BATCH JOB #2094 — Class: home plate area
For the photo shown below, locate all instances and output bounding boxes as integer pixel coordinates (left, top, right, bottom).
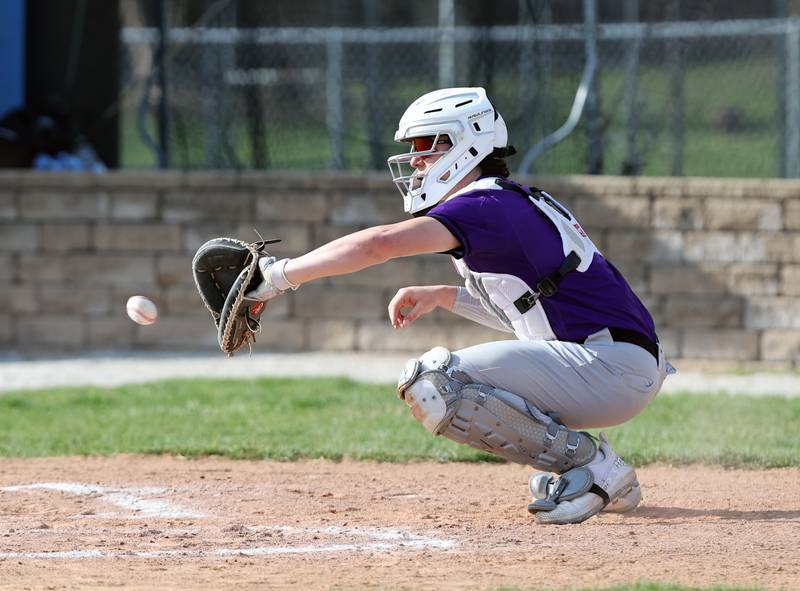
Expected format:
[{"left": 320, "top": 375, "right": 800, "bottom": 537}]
[{"left": 1, "top": 455, "right": 799, "bottom": 591}]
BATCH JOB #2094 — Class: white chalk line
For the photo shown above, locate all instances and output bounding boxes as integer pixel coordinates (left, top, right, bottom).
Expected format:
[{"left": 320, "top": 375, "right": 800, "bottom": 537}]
[
  {"left": 0, "top": 527, "right": 455, "bottom": 560},
  {"left": 0, "top": 484, "right": 457, "bottom": 559},
  {"left": 1, "top": 482, "right": 205, "bottom": 518}
]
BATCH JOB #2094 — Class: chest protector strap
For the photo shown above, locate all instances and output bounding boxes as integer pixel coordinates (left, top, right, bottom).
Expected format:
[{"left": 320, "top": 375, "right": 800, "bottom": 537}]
[{"left": 495, "top": 179, "right": 594, "bottom": 315}]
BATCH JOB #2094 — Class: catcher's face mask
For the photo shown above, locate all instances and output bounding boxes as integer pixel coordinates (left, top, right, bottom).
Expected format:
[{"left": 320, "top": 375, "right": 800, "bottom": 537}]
[{"left": 387, "top": 87, "right": 510, "bottom": 216}]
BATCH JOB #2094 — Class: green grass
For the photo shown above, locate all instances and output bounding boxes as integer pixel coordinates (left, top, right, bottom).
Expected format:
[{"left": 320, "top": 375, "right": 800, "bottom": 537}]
[{"left": 0, "top": 377, "right": 797, "bottom": 467}]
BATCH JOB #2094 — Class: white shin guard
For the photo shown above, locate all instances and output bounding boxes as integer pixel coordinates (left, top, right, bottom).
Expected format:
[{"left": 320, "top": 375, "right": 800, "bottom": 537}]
[{"left": 397, "top": 347, "right": 597, "bottom": 473}]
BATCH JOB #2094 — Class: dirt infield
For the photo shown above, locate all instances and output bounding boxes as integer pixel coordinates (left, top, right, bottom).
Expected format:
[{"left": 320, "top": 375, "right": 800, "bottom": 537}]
[{"left": 1, "top": 456, "right": 798, "bottom": 591}]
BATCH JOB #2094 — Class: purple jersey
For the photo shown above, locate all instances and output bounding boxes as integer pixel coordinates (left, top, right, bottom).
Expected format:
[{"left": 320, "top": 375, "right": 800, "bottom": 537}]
[{"left": 428, "top": 179, "right": 657, "bottom": 343}]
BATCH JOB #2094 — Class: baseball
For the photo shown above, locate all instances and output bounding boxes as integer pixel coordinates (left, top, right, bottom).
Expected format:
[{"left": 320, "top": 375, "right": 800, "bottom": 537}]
[{"left": 126, "top": 295, "right": 158, "bottom": 325}]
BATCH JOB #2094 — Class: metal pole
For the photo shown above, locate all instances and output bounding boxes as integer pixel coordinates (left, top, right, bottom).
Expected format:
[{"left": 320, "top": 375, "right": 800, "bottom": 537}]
[
  {"left": 786, "top": 18, "right": 800, "bottom": 178},
  {"left": 157, "top": 0, "right": 170, "bottom": 169},
  {"left": 326, "top": 34, "right": 345, "bottom": 170},
  {"left": 583, "top": 0, "right": 602, "bottom": 174},
  {"left": 438, "top": 0, "right": 455, "bottom": 87},
  {"left": 365, "top": 0, "right": 384, "bottom": 170},
  {"left": 622, "top": 0, "right": 641, "bottom": 175},
  {"left": 668, "top": 0, "right": 685, "bottom": 177}
]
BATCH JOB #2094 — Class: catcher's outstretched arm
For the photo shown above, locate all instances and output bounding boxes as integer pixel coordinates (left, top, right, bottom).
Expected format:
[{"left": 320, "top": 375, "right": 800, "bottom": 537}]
[{"left": 283, "top": 216, "right": 459, "bottom": 286}]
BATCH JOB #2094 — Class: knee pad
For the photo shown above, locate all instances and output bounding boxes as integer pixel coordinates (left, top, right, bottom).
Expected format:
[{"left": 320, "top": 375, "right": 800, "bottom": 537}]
[{"left": 397, "top": 347, "right": 597, "bottom": 472}]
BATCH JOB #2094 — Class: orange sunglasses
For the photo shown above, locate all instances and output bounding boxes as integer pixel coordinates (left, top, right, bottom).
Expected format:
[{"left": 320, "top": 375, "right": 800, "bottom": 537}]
[{"left": 410, "top": 135, "right": 452, "bottom": 152}]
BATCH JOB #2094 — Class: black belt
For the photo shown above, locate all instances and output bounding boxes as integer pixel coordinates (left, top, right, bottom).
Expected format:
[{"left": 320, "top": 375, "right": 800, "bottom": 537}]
[{"left": 580, "top": 328, "right": 659, "bottom": 362}]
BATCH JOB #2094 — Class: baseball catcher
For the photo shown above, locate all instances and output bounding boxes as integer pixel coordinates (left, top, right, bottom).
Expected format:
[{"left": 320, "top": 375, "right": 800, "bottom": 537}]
[{"left": 195, "top": 87, "right": 674, "bottom": 524}]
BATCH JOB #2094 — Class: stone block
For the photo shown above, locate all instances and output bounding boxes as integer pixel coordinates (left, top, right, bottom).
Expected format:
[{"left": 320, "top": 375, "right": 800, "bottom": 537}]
[
  {"left": 20, "top": 190, "right": 109, "bottom": 220},
  {"left": 781, "top": 264, "right": 800, "bottom": 296},
  {"left": 18, "top": 254, "right": 69, "bottom": 282},
  {"left": 0, "top": 191, "right": 15, "bottom": 220},
  {"left": 0, "top": 287, "right": 37, "bottom": 314},
  {"left": 182, "top": 171, "right": 240, "bottom": 188},
  {"left": 703, "top": 198, "right": 782, "bottom": 231},
  {"left": 663, "top": 295, "right": 744, "bottom": 328},
  {"left": 88, "top": 316, "right": 136, "bottom": 347},
  {"left": 655, "top": 327, "right": 681, "bottom": 359},
  {"left": 0, "top": 254, "right": 13, "bottom": 281},
  {"left": 134, "top": 316, "right": 220, "bottom": 348},
  {"left": 764, "top": 233, "right": 800, "bottom": 263},
  {"left": 417, "top": 256, "right": 461, "bottom": 285},
  {"left": 786, "top": 199, "right": 800, "bottom": 231},
  {"left": 312, "top": 223, "right": 366, "bottom": 247},
  {"left": 683, "top": 232, "right": 766, "bottom": 263},
  {"left": 248, "top": 319, "right": 307, "bottom": 351},
  {"left": 19, "top": 255, "right": 156, "bottom": 286},
  {"left": 681, "top": 329, "right": 758, "bottom": 361},
  {"left": 292, "top": 287, "right": 386, "bottom": 320},
  {"left": 723, "top": 263, "right": 780, "bottom": 296},
  {"left": 572, "top": 195, "right": 650, "bottom": 229},
  {"left": 16, "top": 315, "right": 85, "bottom": 347},
  {"left": 182, "top": 222, "right": 311, "bottom": 256},
  {"left": 356, "top": 318, "right": 511, "bottom": 352},
  {"left": 0, "top": 224, "right": 39, "bottom": 251},
  {"left": 163, "top": 190, "right": 252, "bottom": 223},
  {"left": 605, "top": 231, "right": 683, "bottom": 264},
  {"left": 110, "top": 191, "right": 159, "bottom": 220},
  {"left": 234, "top": 222, "right": 312, "bottom": 256},
  {"left": 38, "top": 286, "right": 111, "bottom": 315},
  {"left": 331, "top": 259, "right": 419, "bottom": 289},
  {"left": 168, "top": 286, "right": 286, "bottom": 320},
  {"left": 761, "top": 330, "right": 800, "bottom": 362},
  {"left": 683, "top": 177, "right": 747, "bottom": 199},
  {"left": 653, "top": 198, "right": 703, "bottom": 230},
  {"left": 307, "top": 319, "right": 357, "bottom": 350},
  {"left": 98, "top": 170, "right": 185, "bottom": 189},
  {"left": 255, "top": 192, "right": 330, "bottom": 223},
  {"left": 182, "top": 222, "right": 245, "bottom": 252},
  {"left": 745, "top": 297, "right": 800, "bottom": 329},
  {"left": 41, "top": 224, "right": 91, "bottom": 252},
  {"left": 330, "top": 193, "right": 400, "bottom": 225},
  {"left": 650, "top": 264, "right": 728, "bottom": 296},
  {"left": 157, "top": 254, "right": 194, "bottom": 287},
  {"left": 94, "top": 224, "right": 182, "bottom": 252},
  {"left": 0, "top": 315, "right": 12, "bottom": 344}
]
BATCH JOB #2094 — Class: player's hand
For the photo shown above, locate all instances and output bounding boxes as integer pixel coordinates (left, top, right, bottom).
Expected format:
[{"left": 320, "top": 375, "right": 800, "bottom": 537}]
[{"left": 388, "top": 286, "right": 454, "bottom": 329}]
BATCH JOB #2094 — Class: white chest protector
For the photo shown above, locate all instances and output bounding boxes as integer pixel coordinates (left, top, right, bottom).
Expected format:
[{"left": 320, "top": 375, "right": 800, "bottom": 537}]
[{"left": 451, "top": 178, "right": 600, "bottom": 341}]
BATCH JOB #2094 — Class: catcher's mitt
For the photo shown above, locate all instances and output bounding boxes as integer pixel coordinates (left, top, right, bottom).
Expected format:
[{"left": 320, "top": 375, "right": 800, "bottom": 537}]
[{"left": 192, "top": 237, "right": 280, "bottom": 356}]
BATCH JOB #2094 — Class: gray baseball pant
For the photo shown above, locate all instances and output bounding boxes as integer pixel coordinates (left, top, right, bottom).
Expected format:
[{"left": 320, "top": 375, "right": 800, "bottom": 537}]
[{"left": 450, "top": 328, "right": 670, "bottom": 430}]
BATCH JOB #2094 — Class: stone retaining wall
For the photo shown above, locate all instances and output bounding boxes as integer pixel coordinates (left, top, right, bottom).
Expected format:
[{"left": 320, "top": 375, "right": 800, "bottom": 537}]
[{"left": 1, "top": 171, "right": 798, "bottom": 366}]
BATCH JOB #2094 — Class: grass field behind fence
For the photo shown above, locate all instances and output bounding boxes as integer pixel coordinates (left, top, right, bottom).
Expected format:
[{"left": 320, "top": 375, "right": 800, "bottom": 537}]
[{"left": 1, "top": 377, "right": 798, "bottom": 467}]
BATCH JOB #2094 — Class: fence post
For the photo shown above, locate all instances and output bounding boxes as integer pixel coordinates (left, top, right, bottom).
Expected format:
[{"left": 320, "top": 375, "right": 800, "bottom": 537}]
[
  {"left": 157, "top": 0, "right": 170, "bottom": 169},
  {"left": 365, "top": 0, "right": 384, "bottom": 170},
  {"left": 622, "top": 0, "right": 641, "bottom": 175},
  {"left": 668, "top": 0, "right": 685, "bottom": 177},
  {"left": 327, "top": 33, "right": 345, "bottom": 170},
  {"left": 584, "top": 0, "right": 602, "bottom": 174},
  {"left": 786, "top": 18, "right": 800, "bottom": 178},
  {"left": 438, "top": 0, "right": 456, "bottom": 88}
]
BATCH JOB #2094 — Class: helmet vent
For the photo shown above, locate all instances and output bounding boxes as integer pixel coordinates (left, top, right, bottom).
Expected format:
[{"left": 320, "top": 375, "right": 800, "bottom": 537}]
[
  {"left": 455, "top": 99, "right": 473, "bottom": 108},
  {"left": 421, "top": 193, "right": 426, "bottom": 201},
  {"left": 473, "top": 122, "right": 481, "bottom": 132},
  {"left": 424, "top": 108, "right": 443, "bottom": 114},
  {"left": 468, "top": 147, "right": 479, "bottom": 156}
]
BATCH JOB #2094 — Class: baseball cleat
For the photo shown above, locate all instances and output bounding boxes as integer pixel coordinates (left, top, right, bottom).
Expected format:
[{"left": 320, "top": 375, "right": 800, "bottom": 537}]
[{"left": 533, "top": 432, "right": 638, "bottom": 524}]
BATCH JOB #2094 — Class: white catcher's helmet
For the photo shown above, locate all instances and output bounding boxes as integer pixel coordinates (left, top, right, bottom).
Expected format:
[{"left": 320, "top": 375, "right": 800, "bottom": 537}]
[{"left": 387, "top": 87, "right": 512, "bottom": 215}]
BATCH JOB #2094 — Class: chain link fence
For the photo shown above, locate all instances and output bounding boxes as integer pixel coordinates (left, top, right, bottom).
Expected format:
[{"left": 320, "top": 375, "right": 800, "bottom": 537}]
[{"left": 119, "top": 0, "right": 800, "bottom": 178}]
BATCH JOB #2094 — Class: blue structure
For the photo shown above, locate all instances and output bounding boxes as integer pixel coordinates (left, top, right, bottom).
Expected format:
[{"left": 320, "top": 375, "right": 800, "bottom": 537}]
[{"left": 0, "top": 0, "right": 25, "bottom": 118}]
